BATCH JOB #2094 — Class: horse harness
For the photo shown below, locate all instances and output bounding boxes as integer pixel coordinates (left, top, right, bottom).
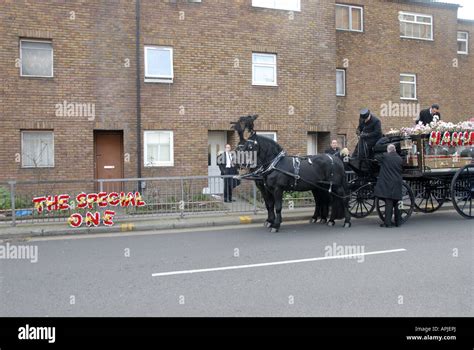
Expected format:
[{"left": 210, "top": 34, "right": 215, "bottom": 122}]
[{"left": 239, "top": 150, "right": 337, "bottom": 194}]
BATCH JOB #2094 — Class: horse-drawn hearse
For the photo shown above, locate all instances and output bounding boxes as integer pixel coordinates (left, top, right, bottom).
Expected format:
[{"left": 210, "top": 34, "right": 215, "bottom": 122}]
[
  {"left": 231, "top": 115, "right": 474, "bottom": 232},
  {"left": 347, "top": 124, "right": 474, "bottom": 224}
]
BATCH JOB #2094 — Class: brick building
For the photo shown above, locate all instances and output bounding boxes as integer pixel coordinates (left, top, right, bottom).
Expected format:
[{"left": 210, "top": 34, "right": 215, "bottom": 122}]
[{"left": 0, "top": 0, "right": 472, "bottom": 190}]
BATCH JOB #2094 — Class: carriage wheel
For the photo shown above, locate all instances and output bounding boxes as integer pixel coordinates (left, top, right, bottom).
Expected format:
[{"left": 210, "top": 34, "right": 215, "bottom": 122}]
[
  {"left": 450, "top": 164, "right": 474, "bottom": 219},
  {"left": 348, "top": 182, "right": 375, "bottom": 218},
  {"left": 411, "top": 179, "right": 446, "bottom": 213},
  {"left": 376, "top": 182, "right": 415, "bottom": 225}
]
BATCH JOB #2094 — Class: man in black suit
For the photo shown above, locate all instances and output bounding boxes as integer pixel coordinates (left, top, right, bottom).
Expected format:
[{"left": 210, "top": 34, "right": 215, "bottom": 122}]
[
  {"left": 416, "top": 104, "right": 441, "bottom": 125},
  {"left": 217, "top": 144, "right": 239, "bottom": 202},
  {"left": 325, "top": 140, "right": 340, "bottom": 156},
  {"left": 374, "top": 144, "right": 403, "bottom": 228},
  {"left": 352, "top": 108, "right": 383, "bottom": 159}
]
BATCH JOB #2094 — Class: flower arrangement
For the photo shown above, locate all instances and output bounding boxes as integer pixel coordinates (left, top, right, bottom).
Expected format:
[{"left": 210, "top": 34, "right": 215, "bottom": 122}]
[
  {"left": 386, "top": 120, "right": 474, "bottom": 137},
  {"left": 385, "top": 119, "right": 474, "bottom": 147}
]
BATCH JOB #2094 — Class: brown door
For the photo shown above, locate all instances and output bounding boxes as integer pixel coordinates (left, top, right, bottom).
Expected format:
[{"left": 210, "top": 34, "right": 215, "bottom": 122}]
[{"left": 94, "top": 131, "right": 124, "bottom": 192}]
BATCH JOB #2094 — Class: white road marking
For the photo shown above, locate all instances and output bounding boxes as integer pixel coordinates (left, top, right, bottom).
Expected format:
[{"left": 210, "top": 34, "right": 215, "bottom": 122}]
[{"left": 152, "top": 248, "right": 407, "bottom": 277}]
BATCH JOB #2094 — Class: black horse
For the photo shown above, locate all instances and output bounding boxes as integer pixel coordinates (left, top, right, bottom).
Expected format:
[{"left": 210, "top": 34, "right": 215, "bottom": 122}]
[{"left": 232, "top": 116, "right": 351, "bottom": 232}]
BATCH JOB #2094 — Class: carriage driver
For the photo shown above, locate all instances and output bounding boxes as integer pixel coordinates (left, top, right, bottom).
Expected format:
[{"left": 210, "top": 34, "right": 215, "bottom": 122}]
[{"left": 352, "top": 108, "right": 383, "bottom": 159}]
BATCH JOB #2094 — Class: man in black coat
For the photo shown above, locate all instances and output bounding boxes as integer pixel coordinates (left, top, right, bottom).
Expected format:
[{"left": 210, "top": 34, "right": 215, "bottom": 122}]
[
  {"left": 325, "top": 139, "right": 341, "bottom": 156},
  {"left": 352, "top": 108, "right": 383, "bottom": 159},
  {"left": 416, "top": 104, "right": 441, "bottom": 125},
  {"left": 217, "top": 144, "right": 239, "bottom": 202},
  {"left": 374, "top": 144, "right": 403, "bottom": 228}
]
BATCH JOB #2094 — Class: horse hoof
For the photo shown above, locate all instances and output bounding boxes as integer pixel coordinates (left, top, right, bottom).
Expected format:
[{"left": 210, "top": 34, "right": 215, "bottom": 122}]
[
  {"left": 310, "top": 218, "right": 317, "bottom": 224},
  {"left": 343, "top": 222, "right": 352, "bottom": 228},
  {"left": 264, "top": 221, "right": 272, "bottom": 228},
  {"left": 327, "top": 221, "right": 335, "bottom": 227},
  {"left": 270, "top": 228, "right": 279, "bottom": 233},
  {"left": 319, "top": 219, "right": 327, "bottom": 224}
]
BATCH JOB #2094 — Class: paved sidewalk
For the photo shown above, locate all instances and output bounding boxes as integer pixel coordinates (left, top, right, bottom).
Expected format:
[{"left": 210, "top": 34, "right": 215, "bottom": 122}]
[
  {"left": 0, "top": 205, "right": 458, "bottom": 240},
  {"left": 0, "top": 208, "right": 316, "bottom": 240}
]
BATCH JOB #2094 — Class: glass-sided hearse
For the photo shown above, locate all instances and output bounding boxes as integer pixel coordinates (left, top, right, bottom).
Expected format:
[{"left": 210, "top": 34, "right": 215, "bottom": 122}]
[{"left": 347, "top": 127, "right": 474, "bottom": 223}]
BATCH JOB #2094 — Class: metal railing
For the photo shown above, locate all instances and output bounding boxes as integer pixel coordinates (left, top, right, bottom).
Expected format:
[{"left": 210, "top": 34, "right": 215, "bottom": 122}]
[{"left": 1, "top": 174, "right": 341, "bottom": 227}]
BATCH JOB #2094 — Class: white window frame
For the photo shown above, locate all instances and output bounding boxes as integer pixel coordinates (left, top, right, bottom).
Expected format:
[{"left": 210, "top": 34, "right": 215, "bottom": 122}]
[
  {"left": 144, "top": 46, "right": 174, "bottom": 83},
  {"left": 144, "top": 131, "right": 174, "bottom": 167},
  {"left": 457, "top": 31, "right": 469, "bottom": 55},
  {"left": 20, "top": 39, "right": 54, "bottom": 78},
  {"left": 335, "top": 4, "right": 364, "bottom": 32},
  {"left": 257, "top": 131, "right": 277, "bottom": 141},
  {"left": 336, "top": 69, "right": 346, "bottom": 96},
  {"left": 252, "top": 0, "right": 301, "bottom": 12},
  {"left": 399, "top": 11, "right": 433, "bottom": 41},
  {"left": 400, "top": 73, "right": 417, "bottom": 101},
  {"left": 252, "top": 53, "right": 277, "bottom": 86},
  {"left": 21, "top": 131, "right": 55, "bottom": 168}
]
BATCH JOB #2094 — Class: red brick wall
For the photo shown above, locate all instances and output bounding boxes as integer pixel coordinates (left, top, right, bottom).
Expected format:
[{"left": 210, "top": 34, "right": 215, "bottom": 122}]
[
  {"left": 0, "top": 0, "right": 472, "bottom": 182},
  {"left": 336, "top": 0, "right": 474, "bottom": 150}
]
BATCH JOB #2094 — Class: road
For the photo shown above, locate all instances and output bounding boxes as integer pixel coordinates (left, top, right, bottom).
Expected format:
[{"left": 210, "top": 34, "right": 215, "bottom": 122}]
[{"left": 1, "top": 211, "right": 472, "bottom": 317}]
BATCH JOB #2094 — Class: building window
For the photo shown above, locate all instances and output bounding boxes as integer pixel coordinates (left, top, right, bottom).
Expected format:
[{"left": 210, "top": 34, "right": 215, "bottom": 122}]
[
  {"left": 257, "top": 132, "right": 277, "bottom": 141},
  {"left": 144, "top": 131, "right": 174, "bottom": 167},
  {"left": 458, "top": 31, "right": 469, "bottom": 54},
  {"left": 399, "top": 12, "right": 433, "bottom": 40},
  {"left": 21, "top": 131, "right": 54, "bottom": 168},
  {"left": 252, "top": 53, "right": 277, "bottom": 86},
  {"left": 252, "top": 0, "right": 300, "bottom": 12},
  {"left": 336, "top": 69, "right": 346, "bottom": 96},
  {"left": 336, "top": 4, "right": 363, "bottom": 32},
  {"left": 20, "top": 40, "right": 53, "bottom": 77},
  {"left": 337, "top": 134, "right": 347, "bottom": 148},
  {"left": 144, "top": 46, "right": 173, "bottom": 83},
  {"left": 400, "top": 74, "right": 417, "bottom": 100}
]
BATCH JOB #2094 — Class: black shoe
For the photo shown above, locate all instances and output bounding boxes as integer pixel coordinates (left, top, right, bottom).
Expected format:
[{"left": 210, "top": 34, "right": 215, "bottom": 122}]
[{"left": 380, "top": 224, "right": 393, "bottom": 228}]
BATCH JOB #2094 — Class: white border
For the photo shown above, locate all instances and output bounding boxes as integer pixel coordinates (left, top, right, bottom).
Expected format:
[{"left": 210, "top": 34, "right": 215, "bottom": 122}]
[
  {"left": 144, "top": 130, "right": 174, "bottom": 167},
  {"left": 20, "top": 39, "right": 54, "bottom": 78},
  {"left": 336, "top": 4, "right": 364, "bottom": 32},
  {"left": 21, "top": 130, "right": 55, "bottom": 168},
  {"left": 336, "top": 68, "right": 346, "bottom": 96},
  {"left": 400, "top": 73, "right": 417, "bottom": 101},
  {"left": 399, "top": 11, "right": 433, "bottom": 41},
  {"left": 252, "top": 53, "right": 277, "bottom": 86},
  {"left": 144, "top": 46, "right": 174, "bottom": 83},
  {"left": 457, "top": 31, "right": 469, "bottom": 55}
]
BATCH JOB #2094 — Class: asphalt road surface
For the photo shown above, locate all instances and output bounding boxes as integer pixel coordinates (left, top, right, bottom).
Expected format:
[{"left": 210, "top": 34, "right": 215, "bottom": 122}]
[{"left": 1, "top": 211, "right": 472, "bottom": 317}]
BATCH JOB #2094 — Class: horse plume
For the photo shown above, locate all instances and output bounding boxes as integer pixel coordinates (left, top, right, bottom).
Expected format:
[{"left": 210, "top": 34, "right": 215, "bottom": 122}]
[{"left": 231, "top": 114, "right": 258, "bottom": 142}]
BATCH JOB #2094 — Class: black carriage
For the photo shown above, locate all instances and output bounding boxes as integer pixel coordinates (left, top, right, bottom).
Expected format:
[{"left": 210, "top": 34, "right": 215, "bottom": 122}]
[{"left": 347, "top": 133, "right": 474, "bottom": 223}]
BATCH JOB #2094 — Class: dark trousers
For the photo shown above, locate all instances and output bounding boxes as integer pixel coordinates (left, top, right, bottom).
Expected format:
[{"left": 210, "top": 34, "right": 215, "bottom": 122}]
[
  {"left": 223, "top": 168, "right": 233, "bottom": 201},
  {"left": 385, "top": 199, "right": 400, "bottom": 226},
  {"left": 352, "top": 139, "right": 376, "bottom": 159}
]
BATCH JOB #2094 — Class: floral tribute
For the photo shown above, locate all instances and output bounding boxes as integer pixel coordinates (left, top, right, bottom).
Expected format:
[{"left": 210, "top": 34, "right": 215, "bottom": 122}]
[
  {"left": 386, "top": 120, "right": 474, "bottom": 147},
  {"left": 32, "top": 192, "right": 146, "bottom": 228}
]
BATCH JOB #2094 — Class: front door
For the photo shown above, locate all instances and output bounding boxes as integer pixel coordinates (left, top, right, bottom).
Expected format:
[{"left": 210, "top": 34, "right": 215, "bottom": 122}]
[
  {"left": 94, "top": 131, "right": 124, "bottom": 192},
  {"left": 207, "top": 131, "right": 227, "bottom": 194},
  {"left": 307, "top": 133, "right": 318, "bottom": 155}
]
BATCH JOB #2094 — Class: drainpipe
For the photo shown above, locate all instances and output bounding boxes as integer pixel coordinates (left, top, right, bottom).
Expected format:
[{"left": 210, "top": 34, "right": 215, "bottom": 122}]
[{"left": 135, "top": 0, "right": 143, "bottom": 191}]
